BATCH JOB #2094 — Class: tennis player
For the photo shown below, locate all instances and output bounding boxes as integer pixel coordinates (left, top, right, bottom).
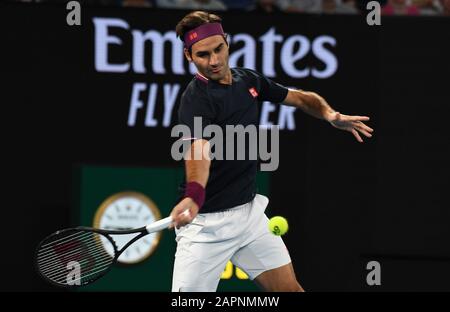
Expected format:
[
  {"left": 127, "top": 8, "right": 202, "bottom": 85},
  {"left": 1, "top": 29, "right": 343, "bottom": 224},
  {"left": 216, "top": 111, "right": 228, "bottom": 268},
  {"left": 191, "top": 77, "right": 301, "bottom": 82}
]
[{"left": 170, "top": 11, "right": 373, "bottom": 292}]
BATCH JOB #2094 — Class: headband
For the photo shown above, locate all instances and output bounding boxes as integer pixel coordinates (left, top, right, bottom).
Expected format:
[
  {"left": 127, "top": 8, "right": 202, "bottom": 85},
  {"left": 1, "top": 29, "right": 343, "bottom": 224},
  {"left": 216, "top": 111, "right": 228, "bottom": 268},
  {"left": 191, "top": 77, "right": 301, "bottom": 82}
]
[{"left": 183, "top": 23, "right": 225, "bottom": 49}]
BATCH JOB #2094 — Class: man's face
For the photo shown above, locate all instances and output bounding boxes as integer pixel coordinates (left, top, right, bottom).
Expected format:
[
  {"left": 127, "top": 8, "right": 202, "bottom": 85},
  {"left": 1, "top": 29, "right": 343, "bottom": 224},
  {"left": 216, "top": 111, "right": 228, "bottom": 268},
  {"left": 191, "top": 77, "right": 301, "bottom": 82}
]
[{"left": 185, "top": 35, "right": 229, "bottom": 82}]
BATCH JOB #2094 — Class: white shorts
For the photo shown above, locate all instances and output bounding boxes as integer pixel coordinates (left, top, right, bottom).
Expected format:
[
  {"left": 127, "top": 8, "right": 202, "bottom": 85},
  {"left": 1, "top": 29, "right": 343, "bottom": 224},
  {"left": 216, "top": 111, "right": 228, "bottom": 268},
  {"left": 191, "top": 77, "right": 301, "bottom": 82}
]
[{"left": 171, "top": 194, "right": 292, "bottom": 292}]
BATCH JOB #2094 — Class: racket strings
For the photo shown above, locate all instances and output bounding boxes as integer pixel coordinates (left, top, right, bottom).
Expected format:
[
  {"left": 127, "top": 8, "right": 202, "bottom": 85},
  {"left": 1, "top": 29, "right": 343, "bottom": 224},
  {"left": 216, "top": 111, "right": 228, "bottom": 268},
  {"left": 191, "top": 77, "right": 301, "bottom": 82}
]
[
  {"left": 50, "top": 259, "right": 114, "bottom": 285},
  {"left": 38, "top": 237, "right": 111, "bottom": 269},
  {"left": 37, "top": 230, "right": 115, "bottom": 286},
  {"left": 38, "top": 231, "right": 94, "bottom": 254},
  {"left": 39, "top": 246, "right": 113, "bottom": 277},
  {"left": 43, "top": 256, "right": 112, "bottom": 285}
]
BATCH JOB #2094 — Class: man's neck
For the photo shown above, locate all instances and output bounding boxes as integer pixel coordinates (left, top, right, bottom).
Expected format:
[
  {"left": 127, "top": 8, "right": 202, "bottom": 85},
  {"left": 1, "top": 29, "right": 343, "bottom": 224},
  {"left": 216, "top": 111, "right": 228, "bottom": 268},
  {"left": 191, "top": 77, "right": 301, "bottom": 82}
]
[{"left": 218, "top": 69, "right": 232, "bottom": 85}]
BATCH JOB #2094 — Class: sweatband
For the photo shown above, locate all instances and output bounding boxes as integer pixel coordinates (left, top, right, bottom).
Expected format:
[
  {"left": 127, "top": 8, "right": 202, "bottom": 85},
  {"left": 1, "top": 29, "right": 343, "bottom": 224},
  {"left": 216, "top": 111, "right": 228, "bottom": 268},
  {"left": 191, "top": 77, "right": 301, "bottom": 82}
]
[
  {"left": 184, "top": 181, "right": 206, "bottom": 209},
  {"left": 184, "top": 23, "right": 225, "bottom": 50}
]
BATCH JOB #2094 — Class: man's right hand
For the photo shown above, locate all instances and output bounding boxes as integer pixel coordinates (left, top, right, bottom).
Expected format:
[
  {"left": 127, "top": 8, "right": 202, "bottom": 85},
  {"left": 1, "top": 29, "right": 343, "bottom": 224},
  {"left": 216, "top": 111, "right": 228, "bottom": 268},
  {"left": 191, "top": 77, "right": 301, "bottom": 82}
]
[{"left": 170, "top": 197, "right": 199, "bottom": 229}]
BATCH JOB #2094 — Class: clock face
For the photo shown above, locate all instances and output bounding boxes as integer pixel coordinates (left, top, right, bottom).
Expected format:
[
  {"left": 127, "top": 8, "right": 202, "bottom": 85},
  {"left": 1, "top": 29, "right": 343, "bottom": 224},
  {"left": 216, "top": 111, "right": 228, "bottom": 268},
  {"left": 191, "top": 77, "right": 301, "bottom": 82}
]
[{"left": 93, "top": 192, "right": 162, "bottom": 264}]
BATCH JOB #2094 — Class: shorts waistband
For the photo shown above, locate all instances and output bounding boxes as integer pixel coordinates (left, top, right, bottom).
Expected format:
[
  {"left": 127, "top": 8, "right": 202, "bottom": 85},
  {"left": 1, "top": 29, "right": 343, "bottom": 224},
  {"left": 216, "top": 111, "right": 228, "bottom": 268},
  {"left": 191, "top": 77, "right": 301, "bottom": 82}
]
[{"left": 207, "top": 199, "right": 252, "bottom": 216}]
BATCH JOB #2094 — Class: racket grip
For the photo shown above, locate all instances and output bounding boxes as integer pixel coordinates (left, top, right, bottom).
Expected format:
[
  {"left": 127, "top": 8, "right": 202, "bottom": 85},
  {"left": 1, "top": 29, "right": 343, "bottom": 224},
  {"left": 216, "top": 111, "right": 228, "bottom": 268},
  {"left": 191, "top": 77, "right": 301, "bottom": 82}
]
[{"left": 145, "top": 216, "right": 173, "bottom": 233}]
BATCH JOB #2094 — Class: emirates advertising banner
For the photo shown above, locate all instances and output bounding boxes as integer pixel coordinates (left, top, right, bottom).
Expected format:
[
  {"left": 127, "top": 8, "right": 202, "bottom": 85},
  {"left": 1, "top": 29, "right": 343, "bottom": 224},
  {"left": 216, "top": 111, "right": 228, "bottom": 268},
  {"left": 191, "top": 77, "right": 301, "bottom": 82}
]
[{"left": 3, "top": 4, "right": 378, "bottom": 166}]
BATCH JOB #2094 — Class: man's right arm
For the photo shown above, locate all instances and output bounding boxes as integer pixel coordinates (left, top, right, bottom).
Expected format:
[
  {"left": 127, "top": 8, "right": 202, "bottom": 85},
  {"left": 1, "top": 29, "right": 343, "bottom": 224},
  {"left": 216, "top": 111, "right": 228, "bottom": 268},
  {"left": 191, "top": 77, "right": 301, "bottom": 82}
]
[
  {"left": 185, "top": 139, "right": 211, "bottom": 188},
  {"left": 171, "top": 139, "right": 211, "bottom": 228}
]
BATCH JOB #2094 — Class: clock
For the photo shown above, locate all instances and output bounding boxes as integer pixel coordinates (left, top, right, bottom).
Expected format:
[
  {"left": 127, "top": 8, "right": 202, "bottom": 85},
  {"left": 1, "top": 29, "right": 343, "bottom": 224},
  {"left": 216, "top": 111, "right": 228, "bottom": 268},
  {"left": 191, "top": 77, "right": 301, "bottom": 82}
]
[{"left": 93, "top": 191, "right": 162, "bottom": 264}]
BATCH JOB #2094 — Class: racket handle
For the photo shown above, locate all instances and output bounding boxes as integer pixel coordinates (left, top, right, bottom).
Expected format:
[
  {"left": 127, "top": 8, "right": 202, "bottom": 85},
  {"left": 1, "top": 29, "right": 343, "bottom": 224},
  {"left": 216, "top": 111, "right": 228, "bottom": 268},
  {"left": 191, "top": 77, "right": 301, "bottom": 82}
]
[
  {"left": 146, "top": 210, "right": 190, "bottom": 233},
  {"left": 145, "top": 216, "right": 173, "bottom": 233}
]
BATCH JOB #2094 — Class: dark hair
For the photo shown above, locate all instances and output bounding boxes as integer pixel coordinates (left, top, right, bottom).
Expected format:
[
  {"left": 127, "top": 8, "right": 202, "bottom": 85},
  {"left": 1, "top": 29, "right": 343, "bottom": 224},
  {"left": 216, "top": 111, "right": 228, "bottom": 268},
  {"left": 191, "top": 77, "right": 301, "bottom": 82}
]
[{"left": 175, "top": 11, "right": 222, "bottom": 43}]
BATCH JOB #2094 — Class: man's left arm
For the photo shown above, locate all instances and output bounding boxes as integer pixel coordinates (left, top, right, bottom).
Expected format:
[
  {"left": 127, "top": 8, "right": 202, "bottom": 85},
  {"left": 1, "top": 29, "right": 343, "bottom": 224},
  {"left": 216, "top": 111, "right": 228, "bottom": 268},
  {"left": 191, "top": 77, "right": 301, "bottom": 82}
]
[{"left": 283, "top": 89, "right": 374, "bottom": 143}]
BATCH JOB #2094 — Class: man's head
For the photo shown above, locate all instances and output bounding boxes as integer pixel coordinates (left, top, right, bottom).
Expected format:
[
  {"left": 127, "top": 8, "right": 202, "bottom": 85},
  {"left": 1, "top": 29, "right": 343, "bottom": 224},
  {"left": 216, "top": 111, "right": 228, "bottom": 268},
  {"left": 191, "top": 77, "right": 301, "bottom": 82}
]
[{"left": 176, "top": 11, "right": 230, "bottom": 82}]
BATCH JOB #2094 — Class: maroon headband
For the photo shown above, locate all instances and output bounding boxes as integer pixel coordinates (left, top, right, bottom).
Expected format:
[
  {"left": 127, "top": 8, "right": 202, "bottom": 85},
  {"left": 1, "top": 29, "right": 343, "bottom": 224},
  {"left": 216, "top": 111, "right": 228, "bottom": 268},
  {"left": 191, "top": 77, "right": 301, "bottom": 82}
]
[{"left": 183, "top": 23, "right": 225, "bottom": 49}]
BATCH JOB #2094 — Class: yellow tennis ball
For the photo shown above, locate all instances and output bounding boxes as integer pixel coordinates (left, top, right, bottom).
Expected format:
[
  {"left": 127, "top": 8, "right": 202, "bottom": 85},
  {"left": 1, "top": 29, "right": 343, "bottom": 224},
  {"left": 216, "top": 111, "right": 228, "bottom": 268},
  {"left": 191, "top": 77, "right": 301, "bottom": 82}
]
[{"left": 268, "top": 216, "right": 288, "bottom": 236}]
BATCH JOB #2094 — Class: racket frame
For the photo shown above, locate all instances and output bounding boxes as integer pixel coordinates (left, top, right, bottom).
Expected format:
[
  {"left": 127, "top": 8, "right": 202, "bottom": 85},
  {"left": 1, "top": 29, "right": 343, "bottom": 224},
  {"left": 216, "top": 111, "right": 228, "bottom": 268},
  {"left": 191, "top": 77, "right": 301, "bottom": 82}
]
[{"left": 35, "top": 225, "right": 148, "bottom": 288}]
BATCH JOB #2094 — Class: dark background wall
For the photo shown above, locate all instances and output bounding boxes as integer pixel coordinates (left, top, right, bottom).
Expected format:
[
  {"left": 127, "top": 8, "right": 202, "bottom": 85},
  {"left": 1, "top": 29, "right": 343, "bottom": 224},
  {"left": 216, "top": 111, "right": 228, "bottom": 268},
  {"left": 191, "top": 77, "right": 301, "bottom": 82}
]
[{"left": 2, "top": 3, "right": 449, "bottom": 291}]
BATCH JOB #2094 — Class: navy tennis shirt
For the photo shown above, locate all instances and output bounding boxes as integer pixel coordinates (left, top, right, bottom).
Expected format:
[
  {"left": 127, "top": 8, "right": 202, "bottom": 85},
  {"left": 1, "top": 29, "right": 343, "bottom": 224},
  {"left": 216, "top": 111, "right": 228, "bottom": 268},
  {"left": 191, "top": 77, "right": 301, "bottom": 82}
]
[{"left": 178, "top": 67, "right": 289, "bottom": 213}]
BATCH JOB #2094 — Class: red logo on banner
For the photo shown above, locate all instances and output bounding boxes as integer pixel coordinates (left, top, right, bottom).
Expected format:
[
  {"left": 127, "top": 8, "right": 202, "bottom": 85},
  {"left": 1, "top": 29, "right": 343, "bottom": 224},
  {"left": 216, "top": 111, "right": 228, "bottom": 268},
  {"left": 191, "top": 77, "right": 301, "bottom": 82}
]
[{"left": 249, "top": 87, "right": 259, "bottom": 98}]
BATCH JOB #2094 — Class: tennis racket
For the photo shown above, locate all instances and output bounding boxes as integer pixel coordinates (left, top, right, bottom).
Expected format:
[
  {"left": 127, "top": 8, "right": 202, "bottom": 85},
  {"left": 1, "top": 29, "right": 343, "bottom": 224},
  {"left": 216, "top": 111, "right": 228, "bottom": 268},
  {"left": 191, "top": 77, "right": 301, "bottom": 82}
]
[{"left": 35, "top": 211, "right": 186, "bottom": 288}]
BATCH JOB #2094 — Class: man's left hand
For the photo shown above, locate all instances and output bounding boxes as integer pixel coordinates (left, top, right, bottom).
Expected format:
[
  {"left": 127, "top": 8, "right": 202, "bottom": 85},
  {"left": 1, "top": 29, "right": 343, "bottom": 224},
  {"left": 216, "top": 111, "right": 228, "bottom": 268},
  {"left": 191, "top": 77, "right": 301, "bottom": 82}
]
[{"left": 326, "top": 112, "right": 374, "bottom": 143}]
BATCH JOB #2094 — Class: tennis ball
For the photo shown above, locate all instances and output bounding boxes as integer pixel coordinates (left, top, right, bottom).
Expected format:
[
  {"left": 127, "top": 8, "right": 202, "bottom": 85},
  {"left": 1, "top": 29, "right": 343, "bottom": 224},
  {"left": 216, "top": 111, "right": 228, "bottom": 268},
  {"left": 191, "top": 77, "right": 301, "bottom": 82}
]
[{"left": 268, "top": 216, "right": 288, "bottom": 236}]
